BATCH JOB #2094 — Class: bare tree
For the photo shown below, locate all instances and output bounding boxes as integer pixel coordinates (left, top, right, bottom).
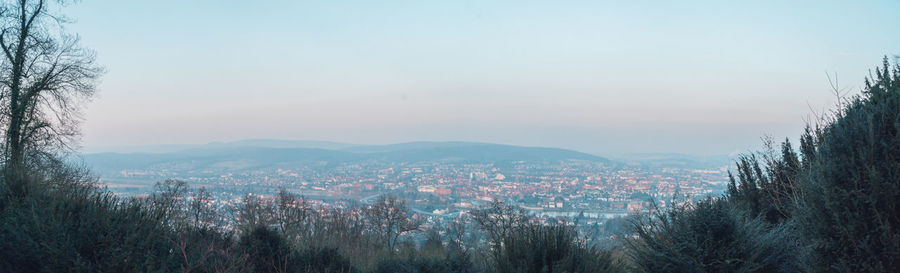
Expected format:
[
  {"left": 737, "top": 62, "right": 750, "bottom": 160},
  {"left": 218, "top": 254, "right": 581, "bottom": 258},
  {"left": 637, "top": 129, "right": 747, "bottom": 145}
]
[
  {"left": 188, "top": 187, "right": 216, "bottom": 228},
  {"left": 274, "top": 188, "right": 315, "bottom": 243},
  {"left": 0, "top": 0, "right": 102, "bottom": 184},
  {"left": 470, "top": 200, "right": 531, "bottom": 249},
  {"left": 442, "top": 214, "right": 478, "bottom": 255},
  {"left": 234, "top": 193, "right": 277, "bottom": 230},
  {"left": 150, "top": 179, "right": 189, "bottom": 227},
  {"left": 363, "top": 194, "right": 421, "bottom": 253}
]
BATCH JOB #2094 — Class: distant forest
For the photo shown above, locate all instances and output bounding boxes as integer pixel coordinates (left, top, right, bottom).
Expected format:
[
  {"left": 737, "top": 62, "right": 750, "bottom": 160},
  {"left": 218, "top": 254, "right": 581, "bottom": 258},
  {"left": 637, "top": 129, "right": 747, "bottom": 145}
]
[{"left": 0, "top": 1, "right": 898, "bottom": 272}]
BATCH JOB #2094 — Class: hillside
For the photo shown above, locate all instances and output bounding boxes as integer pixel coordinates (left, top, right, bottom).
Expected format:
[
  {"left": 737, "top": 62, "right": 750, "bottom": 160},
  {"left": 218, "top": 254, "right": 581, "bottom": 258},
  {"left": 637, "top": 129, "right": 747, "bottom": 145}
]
[{"left": 81, "top": 141, "right": 607, "bottom": 174}]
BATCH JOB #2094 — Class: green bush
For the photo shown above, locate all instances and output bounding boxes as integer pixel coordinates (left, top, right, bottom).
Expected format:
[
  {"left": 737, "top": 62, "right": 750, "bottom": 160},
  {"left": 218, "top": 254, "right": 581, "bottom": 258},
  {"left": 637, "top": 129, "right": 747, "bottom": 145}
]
[
  {"left": 495, "top": 223, "right": 623, "bottom": 273},
  {"left": 792, "top": 58, "right": 900, "bottom": 272},
  {"left": 371, "top": 254, "right": 472, "bottom": 273},
  {"left": 726, "top": 138, "right": 801, "bottom": 225},
  {"left": 0, "top": 175, "right": 176, "bottom": 272},
  {"left": 626, "top": 199, "right": 800, "bottom": 273},
  {"left": 294, "top": 247, "right": 358, "bottom": 273}
]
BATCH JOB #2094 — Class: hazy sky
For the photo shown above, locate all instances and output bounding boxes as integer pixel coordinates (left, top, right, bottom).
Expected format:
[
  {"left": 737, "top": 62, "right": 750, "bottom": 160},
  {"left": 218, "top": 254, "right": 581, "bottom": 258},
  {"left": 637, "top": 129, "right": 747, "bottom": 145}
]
[{"left": 67, "top": 0, "right": 900, "bottom": 155}]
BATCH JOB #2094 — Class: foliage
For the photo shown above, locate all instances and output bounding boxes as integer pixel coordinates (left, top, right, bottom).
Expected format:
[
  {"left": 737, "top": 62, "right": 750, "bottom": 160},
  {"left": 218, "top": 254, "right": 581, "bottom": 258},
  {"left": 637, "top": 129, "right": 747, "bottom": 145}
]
[
  {"left": 626, "top": 199, "right": 801, "bottom": 273},
  {"left": 726, "top": 138, "right": 801, "bottom": 224},
  {"left": 0, "top": 166, "right": 176, "bottom": 272},
  {"left": 497, "top": 223, "right": 624, "bottom": 273},
  {"left": 792, "top": 57, "right": 900, "bottom": 272}
]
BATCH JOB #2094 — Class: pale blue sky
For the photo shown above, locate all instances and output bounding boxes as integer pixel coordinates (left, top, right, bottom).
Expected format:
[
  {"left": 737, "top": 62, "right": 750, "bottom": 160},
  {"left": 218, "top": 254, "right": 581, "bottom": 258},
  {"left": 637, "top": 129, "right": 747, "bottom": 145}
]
[{"left": 67, "top": 0, "right": 900, "bottom": 155}]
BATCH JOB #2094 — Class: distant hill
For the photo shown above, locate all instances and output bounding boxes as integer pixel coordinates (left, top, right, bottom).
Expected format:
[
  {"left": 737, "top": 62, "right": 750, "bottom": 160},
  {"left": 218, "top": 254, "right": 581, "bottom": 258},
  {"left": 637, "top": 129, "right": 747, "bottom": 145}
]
[
  {"left": 340, "top": 141, "right": 490, "bottom": 153},
  {"left": 613, "top": 153, "right": 733, "bottom": 169},
  {"left": 211, "top": 139, "right": 359, "bottom": 150},
  {"left": 80, "top": 141, "right": 607, "bottom": 175},
  {"left": 360, "top": 142, "right": 605, "bottom": 162},
  {"left": 82, "top": 139, "right": 358, "bottom": 154}
]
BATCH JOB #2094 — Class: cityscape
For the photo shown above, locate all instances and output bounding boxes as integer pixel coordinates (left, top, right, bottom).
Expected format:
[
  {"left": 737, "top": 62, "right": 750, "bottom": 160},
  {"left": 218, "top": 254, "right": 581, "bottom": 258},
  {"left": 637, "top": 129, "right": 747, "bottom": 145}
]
[{"left": 89, "top": 142, "right": 731, "bottom": 229}]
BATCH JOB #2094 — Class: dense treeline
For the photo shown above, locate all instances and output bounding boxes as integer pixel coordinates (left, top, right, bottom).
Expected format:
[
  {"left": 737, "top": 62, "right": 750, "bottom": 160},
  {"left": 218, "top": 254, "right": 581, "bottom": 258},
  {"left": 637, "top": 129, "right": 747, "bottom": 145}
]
[{"left": 627, "top": 58, "right": 900, "bottom": 273}]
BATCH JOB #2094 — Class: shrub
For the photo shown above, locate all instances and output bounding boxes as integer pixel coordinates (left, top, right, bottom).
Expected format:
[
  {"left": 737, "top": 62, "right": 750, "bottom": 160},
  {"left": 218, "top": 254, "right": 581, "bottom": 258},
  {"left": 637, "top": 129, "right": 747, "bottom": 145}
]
[
  {"left": 792, "top": 58, "right": 900, "bottom": 272},
  {"left": 626, "top": 199, "right": 800, "bottom": 273},
  {"left": 239, "top": 225, "right": 292, "bottom": 273},
  {"left": 0, "top": 176, "right": 177, "bottom": 272},
  {"left": 371, "top": 254, "right": 472, "bottom": 273},
  {"left": 496, "top": 223, "right": 623, "bottom": 273}
]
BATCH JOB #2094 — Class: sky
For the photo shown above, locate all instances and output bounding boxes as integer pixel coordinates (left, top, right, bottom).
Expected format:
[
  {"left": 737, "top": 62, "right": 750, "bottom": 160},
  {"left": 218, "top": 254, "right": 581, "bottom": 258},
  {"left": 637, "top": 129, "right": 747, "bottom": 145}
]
[{"left": 65, "top": 0, "right": 900, "bottom": 156}]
